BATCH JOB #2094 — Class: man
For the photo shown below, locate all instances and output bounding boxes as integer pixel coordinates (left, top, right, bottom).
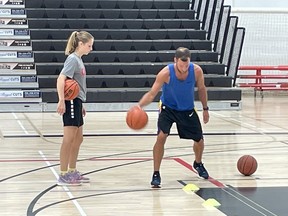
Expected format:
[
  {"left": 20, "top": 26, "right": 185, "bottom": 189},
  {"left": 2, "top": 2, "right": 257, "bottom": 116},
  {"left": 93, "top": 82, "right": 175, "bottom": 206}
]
[{"left": 137, "top": 47, "right": 210, "bottom": 188}]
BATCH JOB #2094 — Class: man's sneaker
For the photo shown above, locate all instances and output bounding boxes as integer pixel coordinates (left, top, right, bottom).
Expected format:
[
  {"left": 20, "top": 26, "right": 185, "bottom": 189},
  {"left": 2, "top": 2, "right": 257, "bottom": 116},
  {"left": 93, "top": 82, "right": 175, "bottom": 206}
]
[
  {"left": 151, "top": 172, "right": 161, "bottom": 188},
  {"left": 193, "top": 161, "right": 209, "bottom": 179},
  {"left": 70, "top": 170, "right": 90, "bottom": 183},
  {"left": 57, "top": 173, "right": 82, "bottom": 186}
]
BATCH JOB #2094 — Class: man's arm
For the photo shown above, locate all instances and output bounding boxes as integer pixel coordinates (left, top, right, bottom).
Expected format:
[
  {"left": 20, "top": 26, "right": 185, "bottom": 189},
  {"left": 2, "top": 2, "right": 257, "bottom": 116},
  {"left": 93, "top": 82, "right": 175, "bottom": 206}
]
[
  {"left": 138, "top": 66, "right": 169, "bottom": 108},
  {"left": 194, "top": 64, "right": 209, "bottom": 123}
]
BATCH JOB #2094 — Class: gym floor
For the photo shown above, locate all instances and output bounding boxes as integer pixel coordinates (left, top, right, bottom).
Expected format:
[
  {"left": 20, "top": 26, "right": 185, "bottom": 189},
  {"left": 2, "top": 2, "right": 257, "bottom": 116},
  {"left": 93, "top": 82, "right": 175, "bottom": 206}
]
[{"left": 0, "top": 94, "right": 287, "bottom": 216}]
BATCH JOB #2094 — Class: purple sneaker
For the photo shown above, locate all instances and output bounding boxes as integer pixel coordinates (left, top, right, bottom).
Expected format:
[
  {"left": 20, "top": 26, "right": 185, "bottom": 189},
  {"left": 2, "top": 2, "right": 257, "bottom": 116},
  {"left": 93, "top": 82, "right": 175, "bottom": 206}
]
[
  {"left": 57, "top": 173, "right": 82, "bottom": 186},
  {"left": 70, "top": 170, "right": 90, "bottom": 183}
]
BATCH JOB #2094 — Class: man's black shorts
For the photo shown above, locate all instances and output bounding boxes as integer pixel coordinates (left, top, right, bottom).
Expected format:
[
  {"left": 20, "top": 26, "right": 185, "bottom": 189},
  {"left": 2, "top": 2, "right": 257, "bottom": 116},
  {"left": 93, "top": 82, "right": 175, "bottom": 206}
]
[
  {"left": 63, "top": 98, "right": 83, "bottom": 127},
  {"left": 158, "top": 104, "right": 203, "bottom": 142}
]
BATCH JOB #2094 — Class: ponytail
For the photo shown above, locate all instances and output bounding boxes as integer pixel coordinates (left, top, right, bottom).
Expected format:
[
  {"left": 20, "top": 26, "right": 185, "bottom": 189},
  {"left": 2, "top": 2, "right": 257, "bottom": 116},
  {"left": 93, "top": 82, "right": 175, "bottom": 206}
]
[{"left": 65, "top": 31, "right": 94, "bottom": 55}]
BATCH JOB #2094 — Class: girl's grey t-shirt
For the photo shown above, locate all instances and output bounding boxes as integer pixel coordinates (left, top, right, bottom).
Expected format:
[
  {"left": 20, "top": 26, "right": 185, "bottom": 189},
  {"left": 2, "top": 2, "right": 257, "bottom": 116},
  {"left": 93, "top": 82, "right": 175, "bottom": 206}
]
[{"left": 60, "top": 52, "right": 86, "bottom": 101}]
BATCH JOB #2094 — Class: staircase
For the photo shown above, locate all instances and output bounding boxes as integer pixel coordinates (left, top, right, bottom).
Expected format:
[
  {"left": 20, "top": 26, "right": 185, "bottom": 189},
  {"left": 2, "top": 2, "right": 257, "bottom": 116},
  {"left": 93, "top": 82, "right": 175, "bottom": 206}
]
[{"left": 25, "top": 0, "right": 243, "bottom": 111}]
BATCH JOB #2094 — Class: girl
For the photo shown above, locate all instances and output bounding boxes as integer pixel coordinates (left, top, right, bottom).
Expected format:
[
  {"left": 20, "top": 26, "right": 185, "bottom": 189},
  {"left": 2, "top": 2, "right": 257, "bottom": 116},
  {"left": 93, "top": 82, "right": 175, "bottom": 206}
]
[{"left": 56, "top": 31, "right": 94, "bottom": 186}]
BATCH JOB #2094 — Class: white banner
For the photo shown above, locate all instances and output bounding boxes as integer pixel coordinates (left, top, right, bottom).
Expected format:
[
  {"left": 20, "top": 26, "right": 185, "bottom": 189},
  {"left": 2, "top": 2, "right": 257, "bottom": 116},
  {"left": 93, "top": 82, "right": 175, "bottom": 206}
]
[
  {"left": 0, "top": 90, "right": 23, "bottom": 97},
  {"left": 0, "top": 9, "right": 11, "bottom": 16},
  {"left": 0, "top": 29, "right": 14, "bottom": 35},
  {"left": 0, "top": 75, "right": 20, "bottom": 82},
  {"left": 0, "top": 51, "right": 17, "bottom": 58}
]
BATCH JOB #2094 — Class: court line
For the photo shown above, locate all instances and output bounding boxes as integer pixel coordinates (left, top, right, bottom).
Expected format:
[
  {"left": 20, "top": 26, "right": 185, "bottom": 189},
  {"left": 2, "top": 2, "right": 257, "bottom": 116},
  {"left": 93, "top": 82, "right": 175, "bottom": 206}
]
[
  {"left": 176, "top": 158, "right": 278, "bottom": 216},
  {"left": 1, "top": 131, "right": 288, "bottom": 138},
  {"left": 222, "top": 186, "right": 278, "bottom": 216},
  {"left": 213, "top": 111, "right": 280, "bottom": 142},
  {"left": 12, "top": 113, "right": 29, "bottom": 135},
  {"left": 173, "top": 157, "right": 226, "bottom": 188},
  {"left": 23, "top": 113, "right": 60, "bottom": 144},
  {"left": 30, "top": 187, "right": 181, "bottom": 215},
  {"left": 0, "top": 129, "right": 4, "bottom": 140},
  {"left": 38, "top": 150, "right": 87, "bottom": 216}
]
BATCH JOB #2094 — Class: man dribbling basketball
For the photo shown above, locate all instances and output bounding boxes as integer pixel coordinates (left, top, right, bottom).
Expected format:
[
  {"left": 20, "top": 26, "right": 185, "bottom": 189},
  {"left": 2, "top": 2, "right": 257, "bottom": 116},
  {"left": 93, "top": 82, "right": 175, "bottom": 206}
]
[
  {"left": 136, "top": 47, "right": 210, "bottom": 188},
  {"left": 56, "top": 31, "right": 94, "bottom": 186}
]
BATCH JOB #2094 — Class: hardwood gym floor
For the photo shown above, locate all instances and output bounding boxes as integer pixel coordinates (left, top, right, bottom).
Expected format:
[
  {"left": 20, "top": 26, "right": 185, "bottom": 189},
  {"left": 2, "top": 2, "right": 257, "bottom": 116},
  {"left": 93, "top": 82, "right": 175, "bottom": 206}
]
[{"left": 0, "top": 94, "right": 287, "bottom": 216}]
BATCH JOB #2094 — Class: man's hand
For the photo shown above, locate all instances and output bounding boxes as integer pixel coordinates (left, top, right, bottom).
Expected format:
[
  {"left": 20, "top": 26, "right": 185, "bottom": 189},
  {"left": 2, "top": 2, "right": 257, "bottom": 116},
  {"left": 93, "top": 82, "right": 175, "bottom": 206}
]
[{"left": 203, "top": 110, "right": 209, "bottom": 124}]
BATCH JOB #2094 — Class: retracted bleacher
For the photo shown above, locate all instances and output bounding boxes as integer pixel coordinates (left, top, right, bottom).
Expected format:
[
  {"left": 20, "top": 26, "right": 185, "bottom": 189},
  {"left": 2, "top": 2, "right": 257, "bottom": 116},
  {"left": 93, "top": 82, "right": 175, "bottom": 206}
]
[{"left": 25, "top": 0, "right": 244, "bottom": 111}]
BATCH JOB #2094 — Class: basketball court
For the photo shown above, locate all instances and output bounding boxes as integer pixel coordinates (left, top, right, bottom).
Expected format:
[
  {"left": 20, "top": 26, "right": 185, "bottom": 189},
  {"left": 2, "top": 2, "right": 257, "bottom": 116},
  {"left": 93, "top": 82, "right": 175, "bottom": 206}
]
[{"left": 0, "top": 94, "right": 287, "bottom": 216}]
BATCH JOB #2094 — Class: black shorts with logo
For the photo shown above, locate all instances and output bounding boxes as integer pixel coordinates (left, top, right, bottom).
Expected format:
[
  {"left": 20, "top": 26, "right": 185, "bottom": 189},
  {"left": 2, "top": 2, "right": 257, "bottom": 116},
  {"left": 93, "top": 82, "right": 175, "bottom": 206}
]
[
  {"left": 158, "top": 104, "right": 203, "bottom": 142},
  {"left": 63, "top": 98, "right": 83, "bottom": 127}
]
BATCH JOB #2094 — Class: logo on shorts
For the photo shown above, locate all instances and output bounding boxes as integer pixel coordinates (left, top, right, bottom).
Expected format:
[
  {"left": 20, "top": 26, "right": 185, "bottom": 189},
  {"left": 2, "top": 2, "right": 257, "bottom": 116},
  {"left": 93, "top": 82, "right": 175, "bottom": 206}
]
[{"left": 189, "top": 112, "right": 194, "bottom": 117}]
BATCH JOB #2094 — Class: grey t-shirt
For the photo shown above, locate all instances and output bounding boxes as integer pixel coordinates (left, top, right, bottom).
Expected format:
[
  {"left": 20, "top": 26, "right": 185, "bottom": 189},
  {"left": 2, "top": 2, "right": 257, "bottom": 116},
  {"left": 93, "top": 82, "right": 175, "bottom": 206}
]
[{"left": 60, "top": 52, "right": 86, "bottom": 101}]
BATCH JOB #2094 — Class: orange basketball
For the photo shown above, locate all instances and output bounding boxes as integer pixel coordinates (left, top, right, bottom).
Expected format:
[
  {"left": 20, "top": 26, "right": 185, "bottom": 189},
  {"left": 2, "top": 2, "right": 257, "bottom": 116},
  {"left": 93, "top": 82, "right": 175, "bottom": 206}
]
[
  {"left": 237, "top": 155, "right": 258, "bottom": 176},
  {"left": 126, "top": 106, "right": 148, "bottom": 130},
  {"left": 64, "top": 79, "right": 80, "bottom": 100}
]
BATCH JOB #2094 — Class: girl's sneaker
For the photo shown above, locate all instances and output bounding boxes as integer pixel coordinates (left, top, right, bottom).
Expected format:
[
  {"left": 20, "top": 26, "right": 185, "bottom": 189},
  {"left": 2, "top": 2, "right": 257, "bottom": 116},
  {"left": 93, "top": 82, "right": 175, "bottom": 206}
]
[
  {"left": 70, "top": 170, "right": 90, "bottom": 183},
  {"left": 57, "top": 173, "right": 82, "bottom": 186}
]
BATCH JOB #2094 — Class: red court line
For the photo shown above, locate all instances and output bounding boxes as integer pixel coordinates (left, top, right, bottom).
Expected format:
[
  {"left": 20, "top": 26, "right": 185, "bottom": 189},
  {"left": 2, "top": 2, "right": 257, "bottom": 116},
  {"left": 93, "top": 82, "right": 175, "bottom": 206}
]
[
  {"left": 0, "top": 156, "right": 227, "bottom": 188},
  {"left": 173, "top": 157, "right": 226, "bottom": 188},
  {"left": 0, "top": 157, "right": 176, "bottom": 163},
  {"left": 0, "top": 158, "right": 153, "bottom": 163}
]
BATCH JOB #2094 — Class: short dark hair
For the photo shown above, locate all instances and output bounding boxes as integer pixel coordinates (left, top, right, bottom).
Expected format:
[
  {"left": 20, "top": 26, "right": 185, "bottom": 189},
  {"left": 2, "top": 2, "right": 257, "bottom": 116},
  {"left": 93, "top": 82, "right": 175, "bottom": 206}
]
[{"left": 175, "top": 47, "right": 191, "bottom": 61}]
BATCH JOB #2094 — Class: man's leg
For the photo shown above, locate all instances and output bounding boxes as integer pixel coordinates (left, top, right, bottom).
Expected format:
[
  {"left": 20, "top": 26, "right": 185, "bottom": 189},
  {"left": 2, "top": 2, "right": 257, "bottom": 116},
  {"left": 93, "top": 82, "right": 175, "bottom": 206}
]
[{"left": 151, "top": 131, "right": 168, "bottom": 187}]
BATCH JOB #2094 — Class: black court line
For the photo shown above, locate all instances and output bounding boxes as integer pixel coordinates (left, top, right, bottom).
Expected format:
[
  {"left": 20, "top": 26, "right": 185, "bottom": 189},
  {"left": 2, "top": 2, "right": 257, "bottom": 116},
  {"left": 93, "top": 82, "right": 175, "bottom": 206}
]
[
  {"left": 2, "top": 131, "right": 288, "bottom": 138},
  {"left": 2, "top": 138, "right": 288, "bottom": 182},
  {"left": 27, "top": 187, "right": 181, "bottom": 216},
  {"left": 26, "top": 159, "right": 158, "bottom": 216}
]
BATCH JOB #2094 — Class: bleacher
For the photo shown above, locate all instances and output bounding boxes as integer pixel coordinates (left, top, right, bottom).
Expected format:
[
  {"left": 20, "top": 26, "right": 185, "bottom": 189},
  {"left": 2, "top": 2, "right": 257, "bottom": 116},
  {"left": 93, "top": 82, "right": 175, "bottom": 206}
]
[
  {"left": 3, "top": 0, "right": 245, "bottom": 111},
  {"left": 0, "top": 0, "right": 40, "bottom": 111}
]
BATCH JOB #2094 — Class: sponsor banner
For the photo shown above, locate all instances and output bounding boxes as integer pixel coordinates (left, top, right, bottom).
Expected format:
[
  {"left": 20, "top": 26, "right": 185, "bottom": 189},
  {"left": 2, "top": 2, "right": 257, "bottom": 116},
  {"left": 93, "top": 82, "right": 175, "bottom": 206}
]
[
  {"left": 0, "top": 0, "right": 24, "bottom": 6},
  {"left": 0, "top": 29, "right": 14, "bottom": 36},
  {"left": 0, "top": 51, "right": 17, "bottom": 58},
  {"left": 0, "top": 51, "right": 33, "bottom": 58},
  {"left": 0, "top": 8, "right": 25, "bottom": 16},
  {"left": 0, "top": 18, "right": 27, "bottom": 25},
  {"left": 14, "top": 29, "right": 29, "bottom": 35},
  {"left": 0, "top": 63, "right": 35, "bottom": 70},
  {"left": 21, "top": 75, "right": 37, "bottom": 82},
  {"left": 11, "top": 9, "right": 25, "bottom": 15},
  {"left": 0, "top": 75, "right": 20, "bottom": 82},
  {"left": 0, "top": 90, "right": 40, "bottom": 98},
  {"left": 0, "top": 75, "right": 37, "bottom": 82},
  {"left": 0, "top": 40, "right": 30, "bottom": 47},
  {"left": 0, "top": 29, "right": 29, "bottom": 36},
  {"left": 17, "top": 51, "right": 33, "bottom": 58},
  {"left": 23, "top": 90, "right": 40, "bottom": 98},
  {"left": 0, "top": 90, "right": 23, "bottom": 97},
  {"left": 0, "top": 9, "right": 11, "bottom": 16}
]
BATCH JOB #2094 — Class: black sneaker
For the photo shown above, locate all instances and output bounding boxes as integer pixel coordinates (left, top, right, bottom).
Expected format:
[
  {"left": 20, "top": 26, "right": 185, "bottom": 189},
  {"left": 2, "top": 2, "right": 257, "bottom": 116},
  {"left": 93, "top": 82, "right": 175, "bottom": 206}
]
[
  {"left": 193, "top": 161, "right": 209, "bottom": 179},
  {"left": 151, "top": 172, "right": 161, "bottom": 188}
]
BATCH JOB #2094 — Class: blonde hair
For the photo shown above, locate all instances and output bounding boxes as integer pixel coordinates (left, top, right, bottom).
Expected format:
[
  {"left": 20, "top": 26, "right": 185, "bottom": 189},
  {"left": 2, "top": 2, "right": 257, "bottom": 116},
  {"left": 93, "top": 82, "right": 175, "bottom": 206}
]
[{"left": 65, "top": 31, "right": 94, "bottom": 55}]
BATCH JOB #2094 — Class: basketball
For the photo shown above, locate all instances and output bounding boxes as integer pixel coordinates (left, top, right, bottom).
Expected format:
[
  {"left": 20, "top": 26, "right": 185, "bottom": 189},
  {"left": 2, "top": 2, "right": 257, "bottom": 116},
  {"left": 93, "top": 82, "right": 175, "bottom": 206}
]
[
  {"left": 126, "top": 106, "right": 148, "bottom": 130},
  {"left": 237, "top": 155, "right": 258, "bottom": 176},
  {"left": 64, "top": 79, "right": 80, "bottom": 100}
]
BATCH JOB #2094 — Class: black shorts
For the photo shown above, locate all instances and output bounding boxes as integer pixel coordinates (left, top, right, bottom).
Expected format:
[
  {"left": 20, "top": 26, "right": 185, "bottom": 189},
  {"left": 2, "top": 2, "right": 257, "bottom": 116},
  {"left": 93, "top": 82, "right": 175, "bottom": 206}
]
[
  {"left": 63, "top": 98, "right": 84, "bottom": 127},
  {"left": 158, "top": 104, "right": 203, "bottom": 142}
]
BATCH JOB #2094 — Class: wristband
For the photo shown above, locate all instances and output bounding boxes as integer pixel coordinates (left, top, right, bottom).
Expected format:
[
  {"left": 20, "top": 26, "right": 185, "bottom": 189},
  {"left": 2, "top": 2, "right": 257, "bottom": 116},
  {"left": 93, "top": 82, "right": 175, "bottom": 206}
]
[{"left": 203, "top": 107, "right": 209, "bottom": 111}]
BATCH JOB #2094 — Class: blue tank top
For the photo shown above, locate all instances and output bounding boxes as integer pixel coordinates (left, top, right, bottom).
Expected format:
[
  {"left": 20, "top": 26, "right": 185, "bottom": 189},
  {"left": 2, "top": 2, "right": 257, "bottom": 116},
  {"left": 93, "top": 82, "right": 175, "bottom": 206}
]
[{"left": 160, "top": 63, "right": 195, "bottom": 111}]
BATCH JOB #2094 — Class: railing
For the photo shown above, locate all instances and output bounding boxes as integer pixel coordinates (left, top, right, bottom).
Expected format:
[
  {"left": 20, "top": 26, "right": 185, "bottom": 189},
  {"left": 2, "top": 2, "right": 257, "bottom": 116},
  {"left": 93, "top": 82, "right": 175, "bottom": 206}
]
[{"left": 237, "top": 65, "right": 288, "bottom": 97}]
